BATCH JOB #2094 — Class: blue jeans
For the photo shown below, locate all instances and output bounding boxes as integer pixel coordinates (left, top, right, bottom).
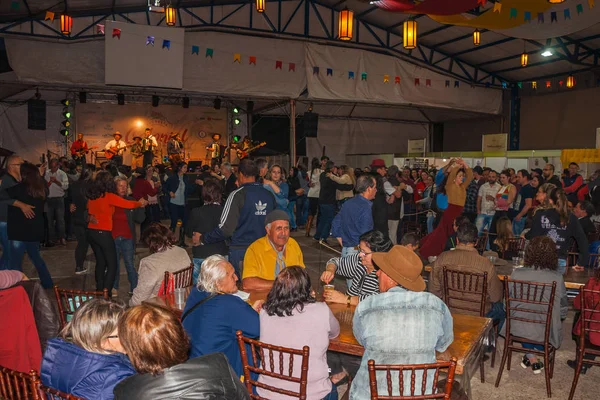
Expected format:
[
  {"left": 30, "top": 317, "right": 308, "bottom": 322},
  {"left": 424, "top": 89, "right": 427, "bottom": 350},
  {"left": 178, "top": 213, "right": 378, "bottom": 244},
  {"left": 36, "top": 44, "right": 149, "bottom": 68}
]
[
  {"left": 113, "top": 237, "right": 137, "bottom": 292},
  {"left": 0, "top": 221, "right": 10, "bottom": 270},
  {"left": 287, "top": 201, "right": 297, "bottom": 229},
  {"left": 229, "top": 247, "right": 247, "bottom": 278},
  {"left": 476, "top": 214, "right": 494, "bottom": 234},
  {"left": 193, "top": 257, "right": 205, "bottom": 284},
  {"left": 10, "top": 241, "right": 53, "bottom": 288},
  {"left": 169, "top": 203, "right": 187, "bottom": 230},
  {"left": 512, "top": 217, "right": 526, "bottom": 237},
  {"left": 485, "top": 301, "right": 506, "bottom": 331},
  {"left": 522, "top": 343, "right": 544, "bottom": 351},
  {"left": 315, "top": 204, "right": 335, "bottom": 241},
  {"left": 426, "top": 214, "right": 435, "bottom": 234},
  {"left": 296, "top": 195, "right": 308, "bottom": 226},
  {"left": 321, "top": 383, "right": 338, "bottom": 400}
]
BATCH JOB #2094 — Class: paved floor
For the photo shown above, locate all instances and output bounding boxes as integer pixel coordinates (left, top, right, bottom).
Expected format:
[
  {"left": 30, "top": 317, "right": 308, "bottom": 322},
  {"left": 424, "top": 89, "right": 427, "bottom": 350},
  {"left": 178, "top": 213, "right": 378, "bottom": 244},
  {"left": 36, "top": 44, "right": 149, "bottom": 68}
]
[{"left": 20, "top": 227, "right": 597, "bottom": 399}]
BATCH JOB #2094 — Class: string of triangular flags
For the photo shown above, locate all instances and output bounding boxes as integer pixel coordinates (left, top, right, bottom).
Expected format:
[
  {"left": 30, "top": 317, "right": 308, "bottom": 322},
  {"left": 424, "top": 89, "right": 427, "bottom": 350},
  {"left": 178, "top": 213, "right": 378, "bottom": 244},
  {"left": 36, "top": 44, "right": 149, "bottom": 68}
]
[{"left": 492, "top": 0, "right": 594, "bottom": 23}]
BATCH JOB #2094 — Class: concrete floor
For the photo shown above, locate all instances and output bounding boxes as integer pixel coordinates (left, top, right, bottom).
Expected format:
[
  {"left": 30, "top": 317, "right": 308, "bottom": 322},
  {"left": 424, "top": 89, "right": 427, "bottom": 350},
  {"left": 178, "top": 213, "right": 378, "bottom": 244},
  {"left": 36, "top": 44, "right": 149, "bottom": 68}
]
[{"left": 20, "top": 228, "right": 597, "bottom": 400}]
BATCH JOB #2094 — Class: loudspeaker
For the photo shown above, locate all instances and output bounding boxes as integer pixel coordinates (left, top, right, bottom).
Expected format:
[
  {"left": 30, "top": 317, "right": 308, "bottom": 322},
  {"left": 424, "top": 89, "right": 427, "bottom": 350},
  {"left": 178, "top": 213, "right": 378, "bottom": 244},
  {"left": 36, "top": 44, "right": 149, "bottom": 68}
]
[
  {"left": 27, "top": 99, "right": 46, "bottom": 130},
  {"left": 432, "top": 123, "right": 443, "bottom": 153},
  {"left": 187, "top": 160, "right": 202, "bottom": 170},
  {"left": 79, "top": 92, "right": 87, "bottom": 104},
  {"left": 303, "top": 111, "right": 318, "bottom": 137}
]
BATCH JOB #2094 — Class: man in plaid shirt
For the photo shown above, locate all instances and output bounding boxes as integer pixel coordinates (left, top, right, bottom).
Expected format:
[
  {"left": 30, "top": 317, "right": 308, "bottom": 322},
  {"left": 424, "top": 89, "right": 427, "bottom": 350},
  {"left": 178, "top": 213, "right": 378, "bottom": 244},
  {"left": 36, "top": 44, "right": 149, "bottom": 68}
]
[{"left": 463, "top": 166, "right": 484, "bottom": 223}]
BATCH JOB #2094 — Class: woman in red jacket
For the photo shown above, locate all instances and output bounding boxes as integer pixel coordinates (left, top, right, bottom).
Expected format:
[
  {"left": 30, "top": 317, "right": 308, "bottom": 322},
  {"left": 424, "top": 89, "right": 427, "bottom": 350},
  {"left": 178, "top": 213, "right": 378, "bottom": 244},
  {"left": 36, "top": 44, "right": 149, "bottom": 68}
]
[{"left": 87, "top": 171, "right": 146, "bottom": 293}]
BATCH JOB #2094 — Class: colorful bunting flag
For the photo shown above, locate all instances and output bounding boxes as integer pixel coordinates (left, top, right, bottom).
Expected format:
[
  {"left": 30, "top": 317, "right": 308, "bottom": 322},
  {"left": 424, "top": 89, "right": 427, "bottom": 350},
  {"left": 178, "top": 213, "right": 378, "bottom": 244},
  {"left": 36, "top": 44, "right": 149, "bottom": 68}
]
[
  {"left": 524, "top": 11, "right": 531, "bottom": 22},
  {"left": 559, "top": 80, "right": 564, "bottom": 87},
  {"left": 414, "top": 78, "right": 420, "bottom": 86},
  {"left": 502, "top": 82, "right": 507, "bottom": 88},
  {"left": 551, "top": 12, "right": 557, "bottom": 22},
  {"left": 532, "top": 81, "right": 537, "bottom": 89},
  {"left": 517, "top": 82, "right": 523, "bottom": 89},
  {"left": 426, "top": 79, "right": 431, "bottom": 87},
  {"left": 234, "top": 53, "right": 241, "bottom": 63},
  {"left": 538, "top": 12, "right": 544, "bottom": 23},
  {"left": 589, "top": 0, "right": 595, "bottom": 9},
  {"left": 349, "top": 71, "right": 355, "bottom": 79},
  {"left": 394, "top": 76, "right": 400, "bottom": 84},
  {"left": 275, "top": 60, "right": 282, "bottom": 69},
  {"left": 546, "top": 81, "right": 551, "bottom": 88},
  {"left": 44, "top": 11, "right": 55, "bottom": 21},
  {"left": 96, "top": 24, "right": 104, "bottom": 34},
  {"left": 477, "top": 0, "right": 486, "bottom": 5},
  {"left": 445, "top": 80, "right": 450, "bottom": 87},
  {"left": 361, "top": 72, "right": 367, "bottom": 81},
  {"left": 146, "top": 36, "right": 155, "bottom": 46},
  {"left": 249, "top": 56, "right": 256, "bottom": 65},
  {"left": 509, "top": 8, "right": 517, "bottom": 19},
  {"left": 112, "top": 28, "right": 121, "bottom": 39},
  {"left": 289, "top": 63, "right": 295, "bottom": 72},
  {"left": 206, "top": 48, "right": 213, "bottom": 58},
  {"left": 485, "top": 82, "right": 491, "bottom": 88},
  {"left": 564, "top": 9, "right": 571, "bottom": 19},
  {"left": 384, "top": 74, "right": 389, "bottom": 83},
  {"left": 326, "top": 68, "right": 333, "bottom": 76},
  {"left": 313, "top": 66, "right": 319, "bottom": 75},
  {"left": 10, "top": 1, "right": 19, "bottom": 11},
  {"left": 493, "top": 2, "right": 502, "bottom": 13},
  {"left": 454, "top": 81, "right": 459, "bottom": 88},
  {"left": 162, "top": 40, "right": 170, "bottom": 50},
  {"left": 191, "top": 45, "right": 199, "bottom": 55},
  {"left": 577, "top": 4, "right": 584, "bottom": 14}
]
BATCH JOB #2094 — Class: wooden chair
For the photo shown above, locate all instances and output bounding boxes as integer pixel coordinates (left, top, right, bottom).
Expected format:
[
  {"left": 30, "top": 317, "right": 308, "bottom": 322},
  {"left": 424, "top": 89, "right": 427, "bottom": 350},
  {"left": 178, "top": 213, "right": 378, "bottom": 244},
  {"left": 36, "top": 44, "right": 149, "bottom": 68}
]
[
  {"left": 236, "top": 330, "right": 310, "bottom": 399},
  {"left": 53, "top": 286, "right": 110, "bottom": 330},
  {"left": 367, "top": 357, "right": 458, "bottom": 399},
  {"left": 37, "top": 383, "right": 86, "bottom": 400},
  {"left": 495, "top": 278, "right": 557, "bottom": 398},
  {"left": 499, "top": 237, "right": 525, "bottom": 259},
  {"left": 163, "top": 263, "right": 194, "bottom": 293},
  {"left": 442, "top": 267, "right": 489, "bottom": 382},
  {"left": 475, "top": 232, "right": 488, "bottom": 254},
  {"left": 0, "top": 367, "right": 39, "bottom": 400},
  {"left": 568, "top": 287, "right": 600, "bottom": 400},
  {"left": 567, "top": 253, "right": 600, "bottom": 269}
]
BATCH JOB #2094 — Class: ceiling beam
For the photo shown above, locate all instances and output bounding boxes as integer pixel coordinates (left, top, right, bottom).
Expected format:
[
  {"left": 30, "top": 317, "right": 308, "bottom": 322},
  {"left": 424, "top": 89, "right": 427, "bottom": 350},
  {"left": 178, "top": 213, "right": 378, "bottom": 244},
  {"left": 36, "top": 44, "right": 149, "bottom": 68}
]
[{"left": 434, "top": 36, "right": 514, "bottom": 65}]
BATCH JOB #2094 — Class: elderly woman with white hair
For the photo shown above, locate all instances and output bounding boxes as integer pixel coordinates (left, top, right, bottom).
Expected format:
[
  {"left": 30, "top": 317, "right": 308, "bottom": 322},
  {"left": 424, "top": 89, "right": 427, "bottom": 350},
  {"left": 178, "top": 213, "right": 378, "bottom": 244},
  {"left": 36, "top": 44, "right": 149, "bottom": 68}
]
[{"left": 181, "top": 254, "right": 261, "bottom": 379}]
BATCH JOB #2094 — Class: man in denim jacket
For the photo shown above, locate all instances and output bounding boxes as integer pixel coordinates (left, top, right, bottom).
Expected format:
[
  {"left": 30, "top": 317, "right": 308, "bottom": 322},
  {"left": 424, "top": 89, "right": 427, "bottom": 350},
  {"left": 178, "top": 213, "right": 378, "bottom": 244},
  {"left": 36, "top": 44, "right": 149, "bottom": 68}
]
[{"left": 350, "top": 245, "right": 454, "bottom": 399}]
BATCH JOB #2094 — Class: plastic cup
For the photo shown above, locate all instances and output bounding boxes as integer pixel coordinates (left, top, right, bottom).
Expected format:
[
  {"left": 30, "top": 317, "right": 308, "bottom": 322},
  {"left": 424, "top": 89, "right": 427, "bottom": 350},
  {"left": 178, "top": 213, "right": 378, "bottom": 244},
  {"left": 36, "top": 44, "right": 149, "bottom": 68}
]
[
  {"left": 174, "top": 288, "right": 186, "bottom": 305},
  {"left": 323, "top": 284, "right": 334, "bottom": 300}
]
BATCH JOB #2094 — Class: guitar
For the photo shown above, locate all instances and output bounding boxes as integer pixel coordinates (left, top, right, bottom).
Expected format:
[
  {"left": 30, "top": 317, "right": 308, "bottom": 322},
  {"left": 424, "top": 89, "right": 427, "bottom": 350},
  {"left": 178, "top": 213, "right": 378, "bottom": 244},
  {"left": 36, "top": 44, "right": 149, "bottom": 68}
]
[
  {"left": 73, "top": 145, "right": 99, "bottom": 158},
  {"left": 237, "top": 142, "right": 266, "bottom": 159},
  {"left": 105, "top": 143, "right": 134, "bottom": 159}
]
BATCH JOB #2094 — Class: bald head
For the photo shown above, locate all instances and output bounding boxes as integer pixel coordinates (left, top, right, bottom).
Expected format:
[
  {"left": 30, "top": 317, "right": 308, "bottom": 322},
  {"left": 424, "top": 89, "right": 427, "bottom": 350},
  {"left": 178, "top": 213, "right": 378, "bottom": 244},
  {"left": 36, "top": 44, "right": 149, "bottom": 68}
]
[{"left": 6, "top": 155, "right": 23, "bottom": 178}]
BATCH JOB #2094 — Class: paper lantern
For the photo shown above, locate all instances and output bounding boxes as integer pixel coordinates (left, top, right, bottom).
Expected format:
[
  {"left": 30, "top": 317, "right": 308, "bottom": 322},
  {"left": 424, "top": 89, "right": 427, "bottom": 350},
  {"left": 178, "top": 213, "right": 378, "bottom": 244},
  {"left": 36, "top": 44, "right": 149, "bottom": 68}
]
[
  {"left": 473, "top": 29, "right": 481, "bottom": 46},
  {"left": 60, "top": 15, "right": 72, "bottom": 35},
  {"left": 547, "top": 0, "right": 565, "bottom": 3},
  {"left": 566, "top": 75, "right": 575, "bottom": 89},
  {"left": 165, "top": 5, "right": 176, "bottom": 26},
  {"left": 338, "top": 8, "right": 353, "bottom": 41},
  {"left": 256, "top": 0, "right": 265, "bottom": 13},
  {"left": 521, "top": 52, "right": 528, "bottom": 67},
  {"left": 403, "top": 20, "right": 417, "bottom": 50}
]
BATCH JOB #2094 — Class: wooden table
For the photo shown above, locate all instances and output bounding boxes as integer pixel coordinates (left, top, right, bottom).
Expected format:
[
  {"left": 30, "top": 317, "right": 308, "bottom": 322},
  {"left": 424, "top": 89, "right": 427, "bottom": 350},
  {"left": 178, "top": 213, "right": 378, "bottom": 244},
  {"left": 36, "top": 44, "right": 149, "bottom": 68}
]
[
  {"left": 145, "top": 288, "right": 491, "bottom": 375},
  {"left": 424, "top": 264, "right": 589, "bottom": 290}
]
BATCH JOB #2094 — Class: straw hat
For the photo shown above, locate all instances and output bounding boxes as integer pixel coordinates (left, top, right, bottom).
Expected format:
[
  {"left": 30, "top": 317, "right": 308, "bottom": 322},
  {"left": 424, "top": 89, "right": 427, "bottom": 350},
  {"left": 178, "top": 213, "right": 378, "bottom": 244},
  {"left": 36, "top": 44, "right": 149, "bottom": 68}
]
[{"left": 372, "top": 245, "right": 425, "bottom": 292}]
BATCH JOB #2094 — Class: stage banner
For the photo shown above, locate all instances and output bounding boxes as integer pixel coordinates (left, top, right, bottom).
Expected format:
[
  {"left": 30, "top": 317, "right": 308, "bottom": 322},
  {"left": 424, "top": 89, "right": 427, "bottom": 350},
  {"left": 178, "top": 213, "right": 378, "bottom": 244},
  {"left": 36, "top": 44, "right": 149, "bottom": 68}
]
[
  {"left": 77, "top": 103, "right": 227, "bottom": 166},
  {"left": 482, "top": 133, "right": 508, "bottom": 152}
]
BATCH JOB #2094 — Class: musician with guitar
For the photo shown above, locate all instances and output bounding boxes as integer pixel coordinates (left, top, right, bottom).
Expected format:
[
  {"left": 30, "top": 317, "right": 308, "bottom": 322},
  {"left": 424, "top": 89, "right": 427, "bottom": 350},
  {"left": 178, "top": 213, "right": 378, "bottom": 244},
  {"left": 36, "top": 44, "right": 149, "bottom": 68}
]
[
  {"left": 142, "top": 128, "right": 158, "bottom": 168},
  {"left": 105, "top": 132, "right": 127, "bottom": 166},
  {"left": 167, "top": 132, "right": 185, "bottom": 165},
  {"left": 70, "top": 133, "right": 97, "bottom": 165},
  {"left": 130, "top": 136, "right": 144, "bottom": 169}
]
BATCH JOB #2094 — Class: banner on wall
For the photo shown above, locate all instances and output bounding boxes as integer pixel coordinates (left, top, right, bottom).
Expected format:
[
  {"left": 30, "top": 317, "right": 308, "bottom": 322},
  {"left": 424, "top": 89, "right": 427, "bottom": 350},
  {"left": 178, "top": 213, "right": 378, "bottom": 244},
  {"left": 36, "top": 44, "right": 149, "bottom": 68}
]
[
  {"left": 407, "top": 138, "right": 426, "bottom": 154},
  {"left": 482, "top": 133, "right": 508, "bottom": 152},
  {"left": 77, "top": 103, "right": 227, "bottom": 165}
]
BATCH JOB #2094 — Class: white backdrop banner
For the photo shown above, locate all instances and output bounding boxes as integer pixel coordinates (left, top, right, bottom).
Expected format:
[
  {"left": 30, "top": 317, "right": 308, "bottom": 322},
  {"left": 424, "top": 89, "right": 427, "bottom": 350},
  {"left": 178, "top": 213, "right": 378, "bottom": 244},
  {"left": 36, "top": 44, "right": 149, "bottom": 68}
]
[
  {"left": 304, "top": 43, "right": 503, "bottom": 114},
  {"left": 183, "top": 32, "right": 306, "bottom": 98},
  {"left": 77, "top": 103, "right": 227, "bottom": 165}
]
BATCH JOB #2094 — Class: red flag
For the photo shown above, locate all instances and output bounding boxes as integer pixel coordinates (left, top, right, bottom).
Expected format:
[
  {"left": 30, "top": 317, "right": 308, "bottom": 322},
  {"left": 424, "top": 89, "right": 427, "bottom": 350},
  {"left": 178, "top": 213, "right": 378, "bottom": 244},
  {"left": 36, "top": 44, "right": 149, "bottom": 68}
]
[
  {"left": 249, "top": 56, "right": 256, "bottom": 65},
  {"left": 395, "top": 76, "right": 400, "bottom": 84},
  {"left": 426, "top": 79, "right": 431, "bottom": 87},
  {"left": 275, "top": 60, "right": 282, "bottom": 69},
  {"left": 414, "top": 78, "right": 420, "bottom": 86},
  {"left": 112, "top": 28, "right": 121, "bottom": 39},
  {"left": 289, "top": 63, "right": 295, "bottom": 72}
]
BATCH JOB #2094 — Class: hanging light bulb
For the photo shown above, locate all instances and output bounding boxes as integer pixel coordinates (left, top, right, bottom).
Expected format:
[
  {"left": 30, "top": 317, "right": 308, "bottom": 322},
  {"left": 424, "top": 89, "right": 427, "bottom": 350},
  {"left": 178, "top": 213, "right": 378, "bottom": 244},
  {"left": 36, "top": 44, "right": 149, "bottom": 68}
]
[
  {"left": 338, "top": 8, "right": 354, "bottom": 41},
  {"left": 403, "top": 20, "right": 417, "bottom": 50},
  {"left": 473, "top": 29, "right": 481, "bottom": 46},
  {"left": 566, "top": 75, "right": 575, "bottom": 88}
]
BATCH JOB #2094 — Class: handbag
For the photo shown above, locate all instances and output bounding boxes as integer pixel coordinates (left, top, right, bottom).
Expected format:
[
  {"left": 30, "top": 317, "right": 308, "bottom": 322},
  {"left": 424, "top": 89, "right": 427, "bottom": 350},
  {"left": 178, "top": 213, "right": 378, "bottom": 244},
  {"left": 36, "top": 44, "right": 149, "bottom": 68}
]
[{"left": 158, "top": 273, "right": 174, "bottom": 296}]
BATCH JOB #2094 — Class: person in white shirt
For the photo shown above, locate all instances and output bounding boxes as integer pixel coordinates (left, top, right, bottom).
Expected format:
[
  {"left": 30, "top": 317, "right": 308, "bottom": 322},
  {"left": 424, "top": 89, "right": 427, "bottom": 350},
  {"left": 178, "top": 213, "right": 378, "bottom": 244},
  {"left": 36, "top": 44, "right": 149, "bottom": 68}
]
[
  {"left": 142, "top": 128, "right": 158, "bottom": 168},
  {"left": 475, "top": 170, "right": 501, "bottom": 235},
  {"left": 105, "top": 132, "right": 127, "bottom": 166},
  {"left": 45, "top": 159, "right": 69, "bottom": 246}
]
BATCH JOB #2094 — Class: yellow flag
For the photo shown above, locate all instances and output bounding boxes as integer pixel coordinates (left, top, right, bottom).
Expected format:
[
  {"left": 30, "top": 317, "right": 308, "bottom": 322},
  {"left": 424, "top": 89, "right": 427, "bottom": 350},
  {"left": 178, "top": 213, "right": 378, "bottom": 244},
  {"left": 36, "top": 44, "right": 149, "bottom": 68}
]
[
  {"left": 493, "top": 2, "right": 502, "bottom": 13},
  {"left": 44, "top": 11, "right": 55, "bottom": 21},
  {"left": 233, "top": 53, "right": 241, "bottom": 63},
  {"left": 589, "top": 0, "right": 595, "bottom": 9},
  {"left": 383, "top": 74, "right": 389, "bottom": 83}
]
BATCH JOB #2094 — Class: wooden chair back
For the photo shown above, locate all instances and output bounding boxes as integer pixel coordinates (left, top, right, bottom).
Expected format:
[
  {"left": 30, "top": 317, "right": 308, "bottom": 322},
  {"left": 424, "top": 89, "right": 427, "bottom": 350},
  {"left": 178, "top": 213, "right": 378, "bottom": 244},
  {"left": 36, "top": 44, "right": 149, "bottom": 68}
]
[
  {"left": 442, "top": 267, "right": 488, "bottom": 317},
  {"left": 0, "top": 367, "right": 39, "bottom": 400},
  {"left": 165, "top": 263, "right": 194, "bottom": 291},
  {"left": 475, "top": 232, "right": 488, "bottom": 254},
  {"left": 568, "top": 253, "right": 600, "bottom": 269},
  {"left": 37, "top": 384, "right": 86, "bottom": 399},
  {"left": 500, "top": 237, "right": 525, "bottom": 259},
  {"left": 53, "top": 286, "right": 110, "bottom": 330},
  {"left": 236, "top": 330, "right": 310, "bottom": 399},
  {"left": 367, "top": 358, "right": 458, "bottom": 399}
]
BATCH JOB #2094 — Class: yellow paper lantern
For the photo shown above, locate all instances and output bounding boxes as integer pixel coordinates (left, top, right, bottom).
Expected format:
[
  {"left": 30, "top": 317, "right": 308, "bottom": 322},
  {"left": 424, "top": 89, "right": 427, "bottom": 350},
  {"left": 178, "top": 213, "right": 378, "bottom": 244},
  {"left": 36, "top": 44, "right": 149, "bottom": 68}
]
[
  {"left": 256, "top": 0, "right": 265, "bottom": 13},
  {"left": 165, "top": 5, "right": 176, "bottom": 26},
  {"left": 403, "top": 20, "right": 417, "bottom": 50},
  {"left": 547, "top": 0, "right": 565, "bottom": 3},
  {"left": 473, "top": 29, "right": 481, "bottom": 46},
  {"left": 521, "top": 52, "right": 528, "bottom": 67},
  {"left": 60, "top": 15, "right": 72, "bottom": 35},
  {"left": 566, "top": 75, "right": 575, "bottom": 89},
  {"left": 338, "top": 8, "right": 353, "bottom": 41}
]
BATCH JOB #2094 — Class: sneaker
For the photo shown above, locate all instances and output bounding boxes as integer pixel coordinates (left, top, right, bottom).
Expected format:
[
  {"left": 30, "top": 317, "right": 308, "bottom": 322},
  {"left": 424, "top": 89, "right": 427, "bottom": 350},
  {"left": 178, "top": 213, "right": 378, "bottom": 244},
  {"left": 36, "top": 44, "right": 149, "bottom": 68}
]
[
  {"left": 567, "top": 359, "right": 590, "bottom": 374},
  {"left": 532, "top": 361, "right": 544, "bottom": 374},
  {"left": 59, "top": 238, "right": 67, "bottom": 246},
  {"left": 44, "top": 241, "right": 56, "bottom": 248},
  {"left": 111, "top": 288, "right": 118, "bottom": 297},
  {"left": 75, "top": 267, "right": 88, "bottom": 275},
  {"left": 521, "top": 355, "right": 532, "bottom": 369}
]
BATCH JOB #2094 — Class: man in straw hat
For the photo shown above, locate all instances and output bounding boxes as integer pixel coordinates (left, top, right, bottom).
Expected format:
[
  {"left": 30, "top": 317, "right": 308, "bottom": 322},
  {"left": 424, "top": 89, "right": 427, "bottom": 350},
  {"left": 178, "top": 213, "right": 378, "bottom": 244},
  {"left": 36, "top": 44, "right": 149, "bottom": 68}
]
[
  {"left": 104, "top": 131, "right": 127, "bottom": 166},
  {"left": 350, "top": 245, "right": 454, "bottom": 399}
]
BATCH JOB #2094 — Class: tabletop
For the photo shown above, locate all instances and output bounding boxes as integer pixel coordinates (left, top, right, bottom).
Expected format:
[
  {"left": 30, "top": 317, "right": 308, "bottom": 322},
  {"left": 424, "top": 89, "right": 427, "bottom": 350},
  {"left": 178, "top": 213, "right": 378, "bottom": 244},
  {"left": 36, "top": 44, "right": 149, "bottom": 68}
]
[{"left": 145, "top": 288, "right": 492, "bottom": 375}]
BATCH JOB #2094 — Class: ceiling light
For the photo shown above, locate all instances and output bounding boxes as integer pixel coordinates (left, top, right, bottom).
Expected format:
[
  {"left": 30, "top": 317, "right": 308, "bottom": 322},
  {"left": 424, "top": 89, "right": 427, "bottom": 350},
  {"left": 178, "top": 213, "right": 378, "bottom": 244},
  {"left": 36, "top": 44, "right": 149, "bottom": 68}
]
[{"left": 541, "top": 49, "right": 553, "bottom": 57}]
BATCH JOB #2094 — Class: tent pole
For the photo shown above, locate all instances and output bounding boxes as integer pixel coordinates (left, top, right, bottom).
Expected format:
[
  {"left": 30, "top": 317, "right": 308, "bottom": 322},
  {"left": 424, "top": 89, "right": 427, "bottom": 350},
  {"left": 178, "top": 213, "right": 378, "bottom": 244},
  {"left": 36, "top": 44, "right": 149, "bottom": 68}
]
[{"left": 289, "top": 98, "right": 296, "bottom": 170}]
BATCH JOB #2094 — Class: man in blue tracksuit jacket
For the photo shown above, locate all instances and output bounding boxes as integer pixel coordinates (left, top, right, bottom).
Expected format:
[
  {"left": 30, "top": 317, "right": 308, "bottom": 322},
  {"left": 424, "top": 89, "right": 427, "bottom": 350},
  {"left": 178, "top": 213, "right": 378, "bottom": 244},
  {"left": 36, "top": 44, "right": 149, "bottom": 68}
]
[{"left": 200, "top": 159, "right": 275, "bottom": 277}]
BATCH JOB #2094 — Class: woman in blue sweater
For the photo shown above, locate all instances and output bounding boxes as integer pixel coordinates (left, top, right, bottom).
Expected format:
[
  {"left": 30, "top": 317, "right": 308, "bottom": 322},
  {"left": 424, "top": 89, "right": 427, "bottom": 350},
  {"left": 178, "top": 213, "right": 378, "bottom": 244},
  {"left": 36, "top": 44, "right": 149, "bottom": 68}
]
[
  {"left": 41, "top": 298, "right": 135, "bottom": 400},
  {"left": 182, "top": 254, "right": 262, "bottom": 379}
]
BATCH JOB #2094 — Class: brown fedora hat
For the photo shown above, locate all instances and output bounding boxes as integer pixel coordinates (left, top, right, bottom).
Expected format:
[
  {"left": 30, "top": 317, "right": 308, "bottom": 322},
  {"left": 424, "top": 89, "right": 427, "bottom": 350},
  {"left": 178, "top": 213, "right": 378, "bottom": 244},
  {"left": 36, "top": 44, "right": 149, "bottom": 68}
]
[{"left": 372, "top": 245, "right": 425, "bottom": 292}]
